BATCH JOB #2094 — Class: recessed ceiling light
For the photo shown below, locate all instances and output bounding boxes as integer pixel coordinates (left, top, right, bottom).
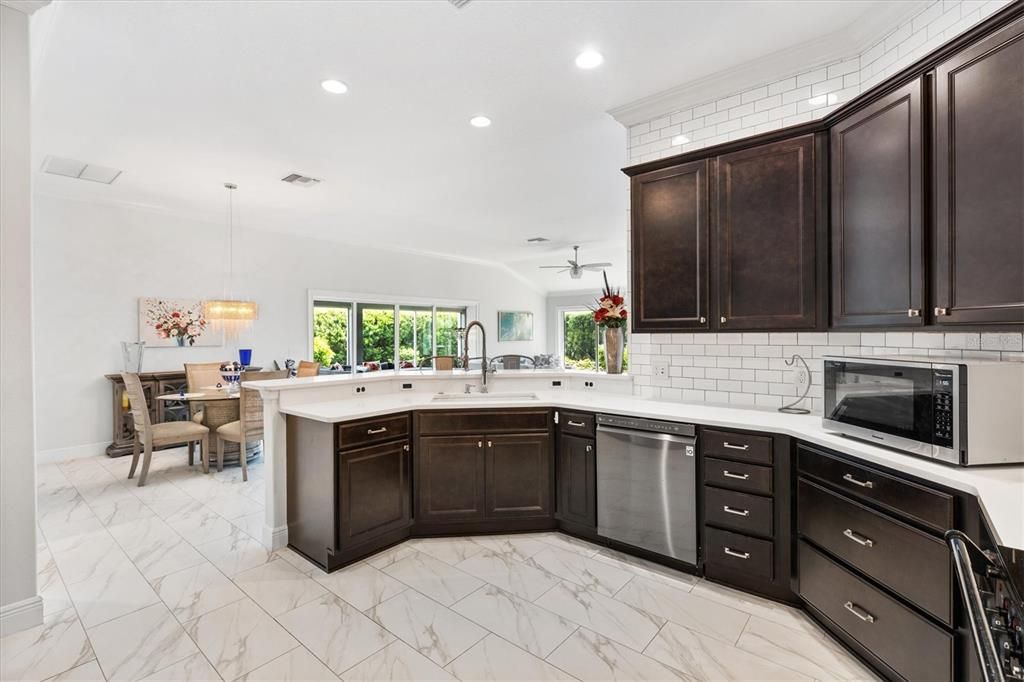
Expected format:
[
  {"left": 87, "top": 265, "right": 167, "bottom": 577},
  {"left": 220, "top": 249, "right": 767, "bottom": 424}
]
[
  {"left": 469, "top": 115, "right": 492, "bottom": 128},
  {"left": 671, "top": 135, "right": 690, "bottom": 146},
  {"left": 575, "top": 50, "right": 604, "bottom": 69},
  {"left": 321, "top": 79, "right": 348, "bottom": 94}
]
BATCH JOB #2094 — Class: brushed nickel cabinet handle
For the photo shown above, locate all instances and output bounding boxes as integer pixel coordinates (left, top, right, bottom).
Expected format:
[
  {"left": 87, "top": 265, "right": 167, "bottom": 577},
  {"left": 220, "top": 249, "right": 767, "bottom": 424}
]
[
  {"left": 843, "top": 529, "right": 874, "bottom": 547},
  {"left": 699, "top": 316, "right": 707, "bottom": 324},
  {"left": 907, "top": 309, "right": 921, "bottom": 317},
  {"left": 367, "top": 427, "right": 388, "bottom": 435},
  {"left": 723, "top": 505, "right": 749, "bottom": 517},
  {"left": 842, "top": 473, "right": 874, "bottom": 489},
  {"left": 723, "top": 471, "right": 750, "bottom": 480},
  {"left": 586, "top": 445, "right": 593, "bottom": 452},
  {"left": 403, "top": 444, "right": 410, "bottom": 452},
  {"left": 844, "top": 601, "right": 875, "bottom": 623},
  {"left": 723, "top": 442, "right": 749, "bottom": 451},
  {"left": 935, "top": 307, "right": 949, "bottom": 316},
  {"left": 721, "top": 316, "right": 727, "bottom": 323},
  {"left": 567, "top": 420, "right": 586, "bottom": 427},
  {"left": 723, "top": 547, "right": 750, "bottom": 559},
  {"left": 487, "top": 440, "right": 492, "bottom": 447},
  {"left": 478, "top": 441, "right": 483, "bottom": 448}
]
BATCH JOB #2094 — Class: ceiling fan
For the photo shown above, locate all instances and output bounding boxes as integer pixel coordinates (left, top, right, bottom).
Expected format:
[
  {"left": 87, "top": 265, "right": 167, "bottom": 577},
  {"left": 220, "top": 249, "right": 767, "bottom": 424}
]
[{"left": 538, "top": 245, "right": 612, "bottom": 280}]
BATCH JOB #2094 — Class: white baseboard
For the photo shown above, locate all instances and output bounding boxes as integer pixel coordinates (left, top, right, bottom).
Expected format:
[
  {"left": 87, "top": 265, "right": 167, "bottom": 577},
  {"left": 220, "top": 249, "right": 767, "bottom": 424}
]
[
  {"left": 36, "top": 441, "right": 109, "bottom": 464},
  {"left": 262, "top": 524, "right": 288, "bottom": 551},
  {"left": 0, "top": 595, "right": 43, "bottom": 637}
]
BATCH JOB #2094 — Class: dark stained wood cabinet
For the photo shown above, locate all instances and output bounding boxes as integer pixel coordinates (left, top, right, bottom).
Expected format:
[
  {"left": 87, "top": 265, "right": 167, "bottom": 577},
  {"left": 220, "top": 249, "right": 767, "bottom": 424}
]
[
  {"left": 416, "top": 436, "right": 488, "bottom": 523},
  {"left": 556, "top": 433, "right": 596, "bottom": 529},
  {"left": 831, "top": 79, "right": 925, "bottom": 327},
  {"left": 933, "top": 16, "right": 1024, "bottom": 325},
  {"left": 714, "top": 134, "right": 822, "bottom": 330},
  {"left": 339, "top": 439, "right": 411, "bottom": 548},
  {"left": 486, "top": 434, "right": 552, "bottom": 519},
  {"left": 630, "top": 159, "right": 711, "bottom": 332}
]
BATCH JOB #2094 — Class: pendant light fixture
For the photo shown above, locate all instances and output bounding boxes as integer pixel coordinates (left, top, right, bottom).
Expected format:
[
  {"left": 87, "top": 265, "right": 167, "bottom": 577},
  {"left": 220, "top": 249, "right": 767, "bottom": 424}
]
[{"left": 204, "top": 182, "right": 257, "bottom": 338}]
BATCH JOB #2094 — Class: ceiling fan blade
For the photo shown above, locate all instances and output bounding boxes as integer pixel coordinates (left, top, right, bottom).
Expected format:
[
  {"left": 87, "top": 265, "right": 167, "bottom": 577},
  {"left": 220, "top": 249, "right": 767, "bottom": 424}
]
[
  {"left": 580, "top": 262, "right": 613, "bottom": 269},
  {"left": 538, "top": 265, "right": 570, "bottom": 269}
]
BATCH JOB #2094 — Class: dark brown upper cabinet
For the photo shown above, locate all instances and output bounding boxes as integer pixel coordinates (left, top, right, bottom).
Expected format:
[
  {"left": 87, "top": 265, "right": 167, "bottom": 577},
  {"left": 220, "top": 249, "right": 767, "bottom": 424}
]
[
  {"left": 714, "top": 135, "right": 821, "bottom": 330},
  {"left": 933, "top": 16, "right": 1024, "bottom": 325},
  {"left": 831, "top": 79, "right": 925, "bottom": 328},
  {"left": 630, "top": 159, "right": 711, "bottom": 332}
]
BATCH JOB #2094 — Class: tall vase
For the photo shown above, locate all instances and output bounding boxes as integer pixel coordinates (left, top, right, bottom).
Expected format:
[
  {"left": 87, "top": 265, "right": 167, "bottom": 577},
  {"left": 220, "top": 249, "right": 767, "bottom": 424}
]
[{"left": 604, "top": 326, "right": 624, "bottom": 374}]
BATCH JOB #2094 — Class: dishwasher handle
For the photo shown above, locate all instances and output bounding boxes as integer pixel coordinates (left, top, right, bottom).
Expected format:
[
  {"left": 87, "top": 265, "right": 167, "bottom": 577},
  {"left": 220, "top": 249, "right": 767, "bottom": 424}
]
[{"left": 596, "top": 423, "right": 697, "bottom": 447}]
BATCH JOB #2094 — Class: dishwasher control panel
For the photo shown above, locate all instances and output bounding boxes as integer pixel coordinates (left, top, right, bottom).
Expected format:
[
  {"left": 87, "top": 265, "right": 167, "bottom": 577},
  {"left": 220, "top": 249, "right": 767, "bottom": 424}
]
[{"left": 596, "top": 413, "right": 696, "bottom": 437}]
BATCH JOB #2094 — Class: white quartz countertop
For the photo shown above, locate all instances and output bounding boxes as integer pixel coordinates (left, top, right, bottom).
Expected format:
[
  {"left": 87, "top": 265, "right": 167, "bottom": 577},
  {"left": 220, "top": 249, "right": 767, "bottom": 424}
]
[{"left": 279, "top": 389, "right": 1024, "bottom": 549}]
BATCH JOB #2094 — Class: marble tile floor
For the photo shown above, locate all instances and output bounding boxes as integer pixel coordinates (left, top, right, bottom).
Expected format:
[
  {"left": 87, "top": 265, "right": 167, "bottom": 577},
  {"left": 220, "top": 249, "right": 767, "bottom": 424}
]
[{"left": 3, "top": 450, "right": 881, "bottom": 682}]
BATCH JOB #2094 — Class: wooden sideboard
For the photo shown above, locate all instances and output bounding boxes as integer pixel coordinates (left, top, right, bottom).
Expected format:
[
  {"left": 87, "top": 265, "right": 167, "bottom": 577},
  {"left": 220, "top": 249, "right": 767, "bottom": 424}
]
[{"left": 104, "top": 371, "right": 190, "bottom": 457}]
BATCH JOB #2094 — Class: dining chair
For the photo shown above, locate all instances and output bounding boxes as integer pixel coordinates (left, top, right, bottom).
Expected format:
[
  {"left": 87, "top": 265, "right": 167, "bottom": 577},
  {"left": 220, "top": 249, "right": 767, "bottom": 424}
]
[
  {"left": 214, "top": 370, "right": 288, "bottom": 481},
  {"left": 296, "top": 360, "right": 320, "bottom": 377},
  {"left": 121, "top": 372, "right": 210, "bottom": 486},
  {"left": 183, "top": 361, "right": 226, "bottom": 465}
]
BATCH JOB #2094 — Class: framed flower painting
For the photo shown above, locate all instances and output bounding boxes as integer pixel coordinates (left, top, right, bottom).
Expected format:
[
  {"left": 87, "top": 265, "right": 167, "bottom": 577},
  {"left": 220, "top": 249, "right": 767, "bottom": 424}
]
[{"left": 139, "top": 298, "right": 223, "bottom": 347}]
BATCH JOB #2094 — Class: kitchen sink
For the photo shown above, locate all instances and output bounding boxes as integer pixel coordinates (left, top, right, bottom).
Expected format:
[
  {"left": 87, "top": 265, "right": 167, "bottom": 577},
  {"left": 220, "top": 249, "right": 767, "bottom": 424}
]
[{"left": 431, "top": 391, "right": 539, "bottom": 402}]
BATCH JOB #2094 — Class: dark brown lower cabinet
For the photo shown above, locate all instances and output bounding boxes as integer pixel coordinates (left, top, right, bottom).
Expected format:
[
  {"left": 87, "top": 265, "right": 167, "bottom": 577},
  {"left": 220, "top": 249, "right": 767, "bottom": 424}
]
[
  {"left": 416, "top": 436, "right": 487, "bottom": 523},
  {"left": 339, "top": 439, "right": 411, "bottom": 547},
  {"left": 556, "top": 433, "right": 596, "bottom": 529},
  {"left": 486, "top": 434, "right": 552, "bottom": 519}
]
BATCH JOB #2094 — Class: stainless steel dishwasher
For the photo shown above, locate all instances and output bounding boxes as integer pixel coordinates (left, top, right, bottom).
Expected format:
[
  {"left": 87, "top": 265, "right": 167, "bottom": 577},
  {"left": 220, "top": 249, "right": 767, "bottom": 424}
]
[{"left": 596, "top": 413, "right": 697, "bottom": 565}]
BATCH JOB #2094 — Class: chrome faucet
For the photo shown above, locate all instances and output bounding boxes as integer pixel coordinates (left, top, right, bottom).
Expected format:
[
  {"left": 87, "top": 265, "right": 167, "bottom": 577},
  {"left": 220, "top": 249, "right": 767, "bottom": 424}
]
[{"left": 458, "top": 321, "right": 489, "bottom": 393}]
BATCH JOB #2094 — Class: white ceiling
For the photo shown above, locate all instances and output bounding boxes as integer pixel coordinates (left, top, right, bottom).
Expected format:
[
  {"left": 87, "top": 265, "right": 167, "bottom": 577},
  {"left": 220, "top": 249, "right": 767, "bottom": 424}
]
[{"left": 32, "top": 0, "right": 905, "bottom": 292}]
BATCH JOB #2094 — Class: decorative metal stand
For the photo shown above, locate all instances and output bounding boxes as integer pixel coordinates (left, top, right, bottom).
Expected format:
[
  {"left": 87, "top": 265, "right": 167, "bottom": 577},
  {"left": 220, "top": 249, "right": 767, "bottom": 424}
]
[{"left": 778, "top": 354, "right": 812, "bottom": 415}]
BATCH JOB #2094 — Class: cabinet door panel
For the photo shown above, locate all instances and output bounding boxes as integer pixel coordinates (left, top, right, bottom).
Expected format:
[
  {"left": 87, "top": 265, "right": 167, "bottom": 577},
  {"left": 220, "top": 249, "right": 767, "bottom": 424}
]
[
  {"left": 934, "top": 17, "right": 1024, "bottom": 325},
  {"left": 630, "top": 160, "right": 710, "bottom": 331},
  {"left": 339, "top": 440, "right": 410, "bottom": 547},
  {"left": 831, "top": 80, "right": 924, "bottom": 327},
  {"left": 486, "top": 434, "right": 552, "bottom": 519},
  {"left": 715, "top": 135, "right": 818, "bottom": 329},
  {"left": 556, "top": 434, "right": 596, "bottom": 528},
  {"left": 416, "top": 436, "right": 486, "bottom": 522}
]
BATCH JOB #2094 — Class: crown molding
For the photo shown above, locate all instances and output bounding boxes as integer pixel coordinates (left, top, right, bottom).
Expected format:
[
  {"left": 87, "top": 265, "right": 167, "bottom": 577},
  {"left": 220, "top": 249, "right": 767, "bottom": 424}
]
[
  {"left": 1, "top": 0, "right": 51, "bottom": 15},
  {"left": 608, "top": 0, "right": 930, "bottom": 127}
]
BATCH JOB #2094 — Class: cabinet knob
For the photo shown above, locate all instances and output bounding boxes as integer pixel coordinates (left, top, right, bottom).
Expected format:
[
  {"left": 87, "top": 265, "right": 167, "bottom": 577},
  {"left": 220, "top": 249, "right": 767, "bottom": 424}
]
[
  {"left": 699, "top": 316, "right": 707, "bottom": 324},
  {"left": 586, "top": 445, "right": 593, "bottom": 452},
  {"left": 935, "top": 307, "right": 949, "bottom": 316},
  {"left": 487, "top": 440, "right": 492, "bottom": 448},
  {"left": 907, "top": 309, "right": 921, "bottom": 317},
  {"left": 720, "top": 316, "right": 727, "bottom": 324},
  {"left": 477, "top": 441, "right": 483, "bottom": 448}
]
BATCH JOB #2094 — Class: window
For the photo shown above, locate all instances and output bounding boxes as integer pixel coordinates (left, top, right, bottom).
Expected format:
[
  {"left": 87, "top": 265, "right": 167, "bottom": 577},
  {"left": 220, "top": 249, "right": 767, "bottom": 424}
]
[
  {"left": 559, "top": 308, "right": 629, "bottom": 372},
  {"left": 310, "top": 293, "right": 470, "bottom": 372}
]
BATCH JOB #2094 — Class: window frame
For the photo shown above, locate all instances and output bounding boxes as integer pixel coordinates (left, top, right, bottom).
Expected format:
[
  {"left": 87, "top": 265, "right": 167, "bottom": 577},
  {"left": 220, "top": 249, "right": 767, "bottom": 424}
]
[
  {"left": 557, "top": 306, "right": 599, "bottom": 369},
  {"left": 308, "top": 290, "right": 477, "bottom": 370}
]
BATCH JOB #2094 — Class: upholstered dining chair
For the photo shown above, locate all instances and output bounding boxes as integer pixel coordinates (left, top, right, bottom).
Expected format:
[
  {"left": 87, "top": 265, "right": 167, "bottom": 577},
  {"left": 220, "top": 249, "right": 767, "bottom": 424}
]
[
  {"left": 121, "top": 372, "right": 210, "bottom": 486},
  {"left": 215, "top": 370, "right": 288, "bottom": 481},
  {"left": 296, "top": 360, "right": 320, "bottom": 377},
  {"left": 183, "top": 361, "right": 226, "bottom": 463}
]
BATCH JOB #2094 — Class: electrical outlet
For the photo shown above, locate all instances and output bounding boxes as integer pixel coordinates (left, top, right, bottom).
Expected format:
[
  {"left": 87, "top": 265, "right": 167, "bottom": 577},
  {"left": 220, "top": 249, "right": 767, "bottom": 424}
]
[
  {"left": 352, "top": 385, "right": 367, "bottom": 395},
  {"left": 792, "top": 366, "right": 810, "bottom": 393},
  {"left": 652, "top": 358, "right": 669, "bottom": 378}
]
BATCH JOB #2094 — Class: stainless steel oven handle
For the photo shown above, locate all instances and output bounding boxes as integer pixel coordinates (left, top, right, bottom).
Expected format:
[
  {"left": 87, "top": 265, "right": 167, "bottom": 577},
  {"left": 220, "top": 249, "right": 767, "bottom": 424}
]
[
  {"left": 843, "top": 529, "right": 874, "bottom": 547},
  {"left": 842, "top": 473, "right": 874, "bottom": 489},
  {"left": 722, "top": 471, "right": 750, "bottom": 480},
  {"left": 843, "top": 601, "right": 875, "bottom": 623},
  {"left": 723, "top": 505, "right": 750, "bottom": 517}
]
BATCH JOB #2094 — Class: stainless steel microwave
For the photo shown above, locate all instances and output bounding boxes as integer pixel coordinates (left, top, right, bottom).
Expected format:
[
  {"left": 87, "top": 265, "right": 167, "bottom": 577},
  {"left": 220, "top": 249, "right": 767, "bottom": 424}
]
[{"left": 823, "top": 355, "right": 1024, "bottom": 466}]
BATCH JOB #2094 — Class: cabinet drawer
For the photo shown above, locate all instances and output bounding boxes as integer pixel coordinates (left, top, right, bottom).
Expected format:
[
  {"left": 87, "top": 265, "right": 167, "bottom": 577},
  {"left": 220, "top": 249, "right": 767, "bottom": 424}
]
[
  {"left": 704, "top": 486, "right": 773, "bottom": 538},
  {"left": 702, "top": 429, "right": 772, "bottom": 465},
  {"left": 337, "top": 414, "right": 409, "bottom": 451},
  {"left": 704, "top": 527, "right": 773, "bottom": 581},
  {"left": 798, "top": 478, "right": 951, "bottom": 625},
  {"left": 704, "top": 457, "right": 772, "bottom": 495},
  {"left": 799, "top": 541, "right": 953, "bottom": 682},
  {"left": 558, "top": 411, "right": 595, "bottom": 437},
  {"left": 798, "top": 445, "right": 954, "bottom": 532},
  {"left": 418, "top": 409, "right": 550, "bottom": 435}
]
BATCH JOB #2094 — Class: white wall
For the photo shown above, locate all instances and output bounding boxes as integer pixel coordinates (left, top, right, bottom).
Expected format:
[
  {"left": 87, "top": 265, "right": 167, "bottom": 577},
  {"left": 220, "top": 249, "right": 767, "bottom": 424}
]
[
  {"left": 32, "top": 194, "right": 548, "bottom": 458},
  {"left": 1, "top": 1, "right": 42, "bottom": 636},
  {"left": 624, "top": 0, "right": 1023, "bottom": 410}
]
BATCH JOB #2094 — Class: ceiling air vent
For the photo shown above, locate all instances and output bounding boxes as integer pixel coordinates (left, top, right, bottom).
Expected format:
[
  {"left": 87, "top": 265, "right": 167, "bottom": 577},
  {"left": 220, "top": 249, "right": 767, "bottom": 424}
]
[
  {"left": 41, "top": 156, "right": 121, "bottom": 184},
  {"left": 281, "top": 173, "right": 322, "bottom": 187},
  {"left": 448, "top": 0, "right": 472, "bottom": 8},
  {"left": 526, "top": 237, "right": 550, "bottom": 243}
]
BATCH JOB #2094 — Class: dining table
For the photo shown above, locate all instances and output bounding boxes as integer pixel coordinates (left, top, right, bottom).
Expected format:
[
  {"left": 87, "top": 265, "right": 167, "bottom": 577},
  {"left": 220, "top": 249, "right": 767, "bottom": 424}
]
[{"left": 155, "top": 387, "right": 260, "bottom": 464}]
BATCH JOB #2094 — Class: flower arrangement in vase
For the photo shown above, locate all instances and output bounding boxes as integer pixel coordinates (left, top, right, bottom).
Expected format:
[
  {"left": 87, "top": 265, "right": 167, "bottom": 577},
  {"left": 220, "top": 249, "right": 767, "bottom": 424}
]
[
  {"left": 145, "top": 300, "right": 208, "bottom": 347},
  {"left": 592, "top": 272, "right": 628, "bottom": 374}
]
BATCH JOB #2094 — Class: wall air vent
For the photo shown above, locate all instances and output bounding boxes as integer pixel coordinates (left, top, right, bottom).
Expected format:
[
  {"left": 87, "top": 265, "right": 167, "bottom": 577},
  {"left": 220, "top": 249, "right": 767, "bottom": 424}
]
[
  {"left": 448, "top": 0, "right": 472, "bottom": 8},
  {"left": 41, "top": 156, "right": 121, "bottom": 184},
  {"left": 281, "top": 173, "right": 322, "bottom": 187}
]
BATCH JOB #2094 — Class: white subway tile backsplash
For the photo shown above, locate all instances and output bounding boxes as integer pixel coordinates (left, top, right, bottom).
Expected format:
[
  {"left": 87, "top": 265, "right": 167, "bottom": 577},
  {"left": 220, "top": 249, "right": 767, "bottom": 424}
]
[
  {"left": 981, "top": 333, "right": 1024, "bottom": 352},
  {"left": 768, "top": 77, "right": 797, "bottom": 95}
]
